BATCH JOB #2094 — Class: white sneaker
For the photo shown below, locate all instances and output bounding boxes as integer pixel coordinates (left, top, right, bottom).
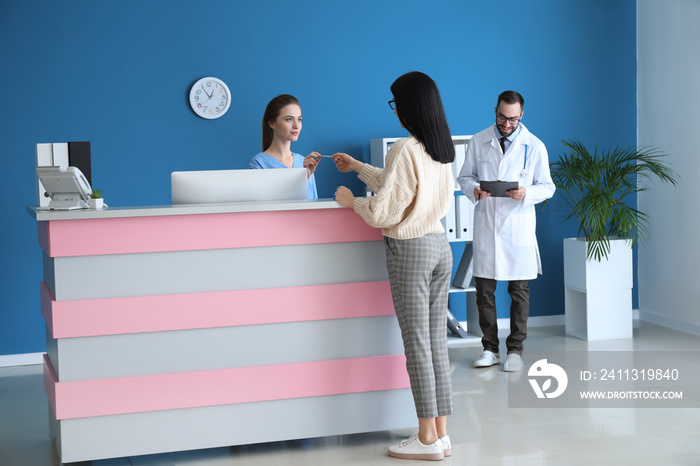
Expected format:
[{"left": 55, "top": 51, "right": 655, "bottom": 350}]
[
  {"left": 474, "top": 350, "right": 500, "bottom": 368},
  {"left": 388, "top": 436, "right": 444, "bottom": 461},
  {"left": 503, "top": 353, "right": 523, "bottom": 372},
  {"left": 440, "top": 435, "right": 452, "bottom": 457}
]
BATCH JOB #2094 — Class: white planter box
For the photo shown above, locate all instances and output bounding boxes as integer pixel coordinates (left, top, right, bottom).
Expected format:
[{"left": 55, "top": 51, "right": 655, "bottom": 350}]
[
  {"left": 563, "top": 238, "right": 633, "bottom": 341},
  {"left": 88, "top": 198, "right": 104, "bottom": 209}
]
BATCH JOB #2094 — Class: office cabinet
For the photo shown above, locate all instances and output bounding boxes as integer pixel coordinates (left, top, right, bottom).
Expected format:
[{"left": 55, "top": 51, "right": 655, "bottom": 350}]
[{"left": 370, "top": 136, "right": 479, "bottom": 340}]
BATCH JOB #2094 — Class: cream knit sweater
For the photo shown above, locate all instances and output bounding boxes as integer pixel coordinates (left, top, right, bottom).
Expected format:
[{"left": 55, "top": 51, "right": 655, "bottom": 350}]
[{"left": 353, "top": 136, "right": 455, "bottom": 240}]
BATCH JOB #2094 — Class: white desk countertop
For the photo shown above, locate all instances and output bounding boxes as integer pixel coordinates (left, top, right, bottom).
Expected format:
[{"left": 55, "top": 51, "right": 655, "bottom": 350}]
[{"left": 27, "top": 198, "right": 344, "bottom": 221}]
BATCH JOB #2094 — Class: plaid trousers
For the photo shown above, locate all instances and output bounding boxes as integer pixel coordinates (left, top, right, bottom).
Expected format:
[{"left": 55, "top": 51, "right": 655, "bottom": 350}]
[{"left": 384, "top": 234, "right": 453, "bottom": 419}]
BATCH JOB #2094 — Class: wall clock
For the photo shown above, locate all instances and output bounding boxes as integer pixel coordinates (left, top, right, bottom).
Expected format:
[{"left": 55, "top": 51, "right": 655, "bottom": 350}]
[{"left": 189, "top": 77, "right": 231, "bottom": 119}]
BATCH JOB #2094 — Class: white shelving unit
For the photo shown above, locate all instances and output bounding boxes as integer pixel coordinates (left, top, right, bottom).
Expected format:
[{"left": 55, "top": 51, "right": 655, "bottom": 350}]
[{"left": 370, "top": 136, "right": 480, "bottom": 342}]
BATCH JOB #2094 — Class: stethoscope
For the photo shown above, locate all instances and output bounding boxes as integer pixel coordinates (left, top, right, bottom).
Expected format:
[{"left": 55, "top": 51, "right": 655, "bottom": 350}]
[{"left": 520, "top": 144, "right": 528, "bottom": 178}]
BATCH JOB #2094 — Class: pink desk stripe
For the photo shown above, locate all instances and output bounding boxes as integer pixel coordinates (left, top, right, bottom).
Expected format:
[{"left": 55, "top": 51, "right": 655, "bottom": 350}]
[
  {"left": 40, "top": 208, "right": 381, "bottom": 257},
  {"left": 45, "top": 354, "right": 410, "bottom": 420},
  {"left": 42, "top": 280, "right": 395, "bottom": 339}
]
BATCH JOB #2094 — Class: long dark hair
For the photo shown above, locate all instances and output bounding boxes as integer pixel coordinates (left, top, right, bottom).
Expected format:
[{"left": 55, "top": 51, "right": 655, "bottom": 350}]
[
  {"left": 390, "top": 72, "right": 455, "bottom": 164},
  {"left": 261, "top": 94, "right": 300, "bottom": 152}
]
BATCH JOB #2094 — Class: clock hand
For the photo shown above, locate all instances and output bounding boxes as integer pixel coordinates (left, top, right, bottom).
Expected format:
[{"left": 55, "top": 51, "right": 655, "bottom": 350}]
[{"left": 202, "top": 85, "right": 214, "bottom": 99}]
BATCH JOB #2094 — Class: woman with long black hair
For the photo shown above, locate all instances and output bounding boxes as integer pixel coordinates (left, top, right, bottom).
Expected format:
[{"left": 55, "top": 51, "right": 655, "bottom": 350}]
[{"left": 332, "top": 71, "right": 455, "bottom": 461}]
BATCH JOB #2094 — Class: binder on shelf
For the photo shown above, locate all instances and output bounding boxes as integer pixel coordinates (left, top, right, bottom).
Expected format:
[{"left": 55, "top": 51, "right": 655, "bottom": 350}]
[
  {"left": 35, "top": 143, "right": 53, "bottom": 207},
  {"left": 453, "top": 142, "right": 466, "bottom": 182},
  {"left": 455, "top": 195, "right": 473, "bottom": 241},
  {"left": 52, "top": 142, "right": 69, "bottom": 168},
  {"left": 36, "top": 143, "right": 53, "bottom": 166},
  {"left": 452, "top": 242, "right": 474, "bottom": 289},
  {"left": 68, "top": 141, "right": 92, "bottom": 186},
  {"left": 441, "top": 195, "right": 457, "bottom": 241},
  {"left": 447, "top": 310, "right": 468, "bottom": 338}
]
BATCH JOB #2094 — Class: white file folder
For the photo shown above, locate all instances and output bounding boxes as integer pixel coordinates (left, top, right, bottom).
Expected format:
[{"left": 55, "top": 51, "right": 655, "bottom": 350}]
[
  {"left": 455, "top": 195, "right": 474, "bottom": 241},
  {"left": 441, "top": 196, "right": 457, "bottom": 241},
  {"left": 36, "top": 143, "right": 53, "bottom": 207},
  {"left": 453, "top": 143, "right": 466, "bottom": 182},
  {"left": 52, "top": 142, "right": 69, "bottom": 168}
]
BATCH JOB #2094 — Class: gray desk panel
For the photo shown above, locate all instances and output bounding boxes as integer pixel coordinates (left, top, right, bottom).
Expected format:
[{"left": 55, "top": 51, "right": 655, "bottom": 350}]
[
  {"left": 50, "top": 316, "right": 403, "bottom": 381},
  {"left": 55, "top": 389, "right": 416, "bottom": 463},
  {"left": 46, "top": 241, "right": 388, "bottom": 301},
  {"left": 45, "top": 328, "right": 59, "bottom": 378},
  {"left": 42, "top": 252, "right": 55, "bottom": 298}
]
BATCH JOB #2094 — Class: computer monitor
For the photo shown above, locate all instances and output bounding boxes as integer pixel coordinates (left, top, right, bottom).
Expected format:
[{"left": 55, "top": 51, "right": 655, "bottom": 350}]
[{"left": 171, "top": 168, "right": 308, "bottom": 205}]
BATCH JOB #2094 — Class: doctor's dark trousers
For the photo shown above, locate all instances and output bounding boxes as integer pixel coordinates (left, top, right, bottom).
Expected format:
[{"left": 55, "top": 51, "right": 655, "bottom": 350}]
[
  {"left": 384, "top": 234, "right": 453, "bottom": 419},
  {"left": 474, "top": 277, "right": 529, "bottom": 355}
]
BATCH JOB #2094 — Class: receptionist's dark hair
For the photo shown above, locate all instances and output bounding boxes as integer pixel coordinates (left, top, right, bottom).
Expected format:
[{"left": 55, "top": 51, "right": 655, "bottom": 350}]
[
  {"left": 390, "top": 72, "right": 455, "bottom": 164},
  {"left": 497, "top": 90, "right": 524, "bottom": 109},
  {"left": 262, "top": 94, "right": 301, "bottom": 152}
]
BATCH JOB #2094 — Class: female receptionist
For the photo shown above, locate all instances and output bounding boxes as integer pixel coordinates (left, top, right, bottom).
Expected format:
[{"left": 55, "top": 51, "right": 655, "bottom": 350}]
[{"left": 249, "top": 94, "right": 322, "bottom": 199}]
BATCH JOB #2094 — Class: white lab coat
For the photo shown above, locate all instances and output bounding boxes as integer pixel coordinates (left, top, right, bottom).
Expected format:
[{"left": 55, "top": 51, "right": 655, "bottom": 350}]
[{"left": 457, "top": 124, "right": 555, "bottom": 280}]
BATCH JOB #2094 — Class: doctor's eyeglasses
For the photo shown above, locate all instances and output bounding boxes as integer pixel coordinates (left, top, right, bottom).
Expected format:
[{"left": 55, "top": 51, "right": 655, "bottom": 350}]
[
  {"left": 496, "top": 114, "right": 521, "bottom": 125},
  {"left": 388, "top": 99, "right": 396, "bottom": 110}
]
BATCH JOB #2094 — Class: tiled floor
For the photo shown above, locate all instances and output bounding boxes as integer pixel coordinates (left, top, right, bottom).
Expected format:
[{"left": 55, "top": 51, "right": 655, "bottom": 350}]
[{"left": 1, "top": 322, "right": 699, "bottom": 465}]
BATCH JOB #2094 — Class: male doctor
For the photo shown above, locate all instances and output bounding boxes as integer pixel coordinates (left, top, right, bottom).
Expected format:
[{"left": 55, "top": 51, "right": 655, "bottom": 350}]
[{"left": 457, "top": 90, "right": 555, "bottom": 372}]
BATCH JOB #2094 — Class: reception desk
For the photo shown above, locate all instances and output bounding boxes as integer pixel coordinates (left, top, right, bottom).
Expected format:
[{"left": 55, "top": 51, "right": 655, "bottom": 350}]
[{"left": 28, "top": 200, "right": 414, "bottom": 463}]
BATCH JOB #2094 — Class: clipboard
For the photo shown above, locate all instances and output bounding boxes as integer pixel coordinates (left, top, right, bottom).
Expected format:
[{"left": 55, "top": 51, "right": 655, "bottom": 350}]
[{"left": 479, "top": 180, "right": 519, "bottom": 197}]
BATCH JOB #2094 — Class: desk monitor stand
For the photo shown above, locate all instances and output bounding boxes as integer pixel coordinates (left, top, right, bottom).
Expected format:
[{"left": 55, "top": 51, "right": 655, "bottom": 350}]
[
  {"left": 38, "top": 197, "right": 89, "bottom": 211},
  {"left": 36, "top": 166, "right": 91, "bottom": 211}
]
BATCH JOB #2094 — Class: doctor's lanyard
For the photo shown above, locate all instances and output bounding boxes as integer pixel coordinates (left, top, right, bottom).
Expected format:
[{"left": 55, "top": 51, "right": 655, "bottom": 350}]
[{"left": 520, "top": 145, "right": 528, "bottom": 178}]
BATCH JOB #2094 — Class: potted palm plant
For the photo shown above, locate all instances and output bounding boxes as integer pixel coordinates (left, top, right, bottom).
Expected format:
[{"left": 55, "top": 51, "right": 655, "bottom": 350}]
[
  {"left": 551, "top": 139, "right": 679, "bottom": 261},
  {"left": 549, "top": 138, "right": 679, "bottom": 340}
]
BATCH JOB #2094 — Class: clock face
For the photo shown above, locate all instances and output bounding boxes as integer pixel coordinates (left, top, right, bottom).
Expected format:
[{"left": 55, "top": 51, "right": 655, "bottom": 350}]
[{"left": 189, "top": 77, "right": 231, "bottom": 119}]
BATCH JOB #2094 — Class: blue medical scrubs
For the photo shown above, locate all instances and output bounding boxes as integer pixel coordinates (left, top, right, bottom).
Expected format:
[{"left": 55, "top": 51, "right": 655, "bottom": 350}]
[{"left": 249, "top": 152, "right": 318, "bottom": 200}]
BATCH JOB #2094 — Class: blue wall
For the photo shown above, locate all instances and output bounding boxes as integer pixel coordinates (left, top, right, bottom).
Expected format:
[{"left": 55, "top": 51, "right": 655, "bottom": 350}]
[{"left": 0, "top": 0, "right": 637, "bottom": 356}]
